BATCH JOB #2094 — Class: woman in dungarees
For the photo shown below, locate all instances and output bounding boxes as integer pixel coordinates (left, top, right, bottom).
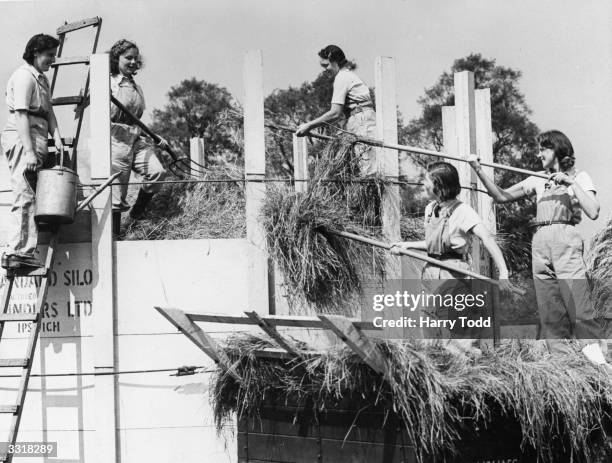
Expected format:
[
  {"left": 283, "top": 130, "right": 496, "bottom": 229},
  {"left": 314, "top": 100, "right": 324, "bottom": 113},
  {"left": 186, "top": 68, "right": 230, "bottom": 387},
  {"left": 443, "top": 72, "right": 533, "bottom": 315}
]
[
  {"left": 1, "top": 34, "right": 64, "bottom": 270},
  {"left": 296, "top": 45, "right": 377, "bottom": 175},
  {"left": 467, "top": 130, "right": 608, "bottom": 365},
  {"left": 109, "top": 39, "right": 168, "bottom": 234},
  {"left": 391, "top": 162, "right": 511, "bottom": 355}
]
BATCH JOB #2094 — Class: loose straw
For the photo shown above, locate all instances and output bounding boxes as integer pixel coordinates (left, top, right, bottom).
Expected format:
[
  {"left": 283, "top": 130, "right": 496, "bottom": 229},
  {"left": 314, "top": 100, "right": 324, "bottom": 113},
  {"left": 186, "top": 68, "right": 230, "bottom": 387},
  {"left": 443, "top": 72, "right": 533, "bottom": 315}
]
[
  {"left": 329, "top": 229, "right": 497, "bottom": 285},
  {"left": 266, "top": 122, "right": 548, "bottom": 180}
]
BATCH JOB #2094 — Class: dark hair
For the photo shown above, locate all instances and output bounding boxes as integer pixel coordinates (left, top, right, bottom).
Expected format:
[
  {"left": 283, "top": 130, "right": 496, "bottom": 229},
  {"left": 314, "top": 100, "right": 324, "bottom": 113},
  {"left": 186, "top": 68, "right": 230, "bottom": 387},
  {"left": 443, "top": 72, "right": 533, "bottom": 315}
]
[
  {"left": 537, "top": 130, "right": 575, "bottom": 171},
  {"left": 318, "top": 44, "right": 357, "bottom": 70},
  {"left": 109, "top": 39, "right": 142, "bottom": 76},
  {"left": 22, "top": 34, "right": 60, "bottom": 64},
  {"left": 427, "top": 162, "right": 461, "bottom": 201}
]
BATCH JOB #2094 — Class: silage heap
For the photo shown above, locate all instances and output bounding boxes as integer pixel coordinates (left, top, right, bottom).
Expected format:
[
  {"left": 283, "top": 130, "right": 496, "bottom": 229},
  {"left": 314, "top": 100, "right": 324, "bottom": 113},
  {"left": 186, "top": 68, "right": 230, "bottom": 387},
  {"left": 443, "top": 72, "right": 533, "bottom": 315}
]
[
  {"left": 212, "top": 336, "right": 612, "bottom": 462},
  {"left": 261, "top": 134, "right": 388, "bottom": 314}
]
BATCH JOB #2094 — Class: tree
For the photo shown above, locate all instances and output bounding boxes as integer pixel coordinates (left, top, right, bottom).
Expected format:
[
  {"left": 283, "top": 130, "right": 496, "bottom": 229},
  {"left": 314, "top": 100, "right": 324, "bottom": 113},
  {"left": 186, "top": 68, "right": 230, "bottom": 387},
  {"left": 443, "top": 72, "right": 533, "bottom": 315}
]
[
  {"left": 264, "top": 72, "right": 335, "bottom": 176},
  {"left": 150, "top": 78, "right": 242, "bottom": 166},
  {"left": 402, "top": 54, "right": 540, "bottom": 273}
]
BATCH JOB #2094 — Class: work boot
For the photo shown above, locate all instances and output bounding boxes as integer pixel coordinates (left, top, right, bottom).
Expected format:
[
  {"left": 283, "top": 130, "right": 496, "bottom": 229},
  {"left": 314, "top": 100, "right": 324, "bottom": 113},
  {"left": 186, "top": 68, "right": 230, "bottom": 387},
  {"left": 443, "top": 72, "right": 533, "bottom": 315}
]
[
  {"left": 129, "top": 190, "right": 155, "bottom": 220},
  {"left": 112, "top": 211, "right": 122, "bottom": 239},
  {"left": 1, "top": 252, "right": 44, "bottom": 270}
]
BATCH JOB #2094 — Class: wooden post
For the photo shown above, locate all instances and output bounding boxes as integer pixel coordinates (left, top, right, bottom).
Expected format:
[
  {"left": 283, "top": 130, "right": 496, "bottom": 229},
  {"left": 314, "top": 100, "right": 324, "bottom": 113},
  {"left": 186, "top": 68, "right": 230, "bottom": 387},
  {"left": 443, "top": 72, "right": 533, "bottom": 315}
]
[
  {"left": 292, "top": 134, "right": 308, "bottom": 193},
  {"left": 189, "top": 137, "right": 205, "bottom": 176},
  {"left": 89, "top": 53, "right": 118, "bottom": 463},
  {"left": 454, "top": 71, "right": 481, "bottom": 272},
  {"left": 375, "top": 56, "right": 401, "bottom": 279},
  {"left": 442, "top": 106, "right": 470, "bottom": 204},
  {"left": 475, "top": 89, "right": 496, "bottom": 276},
  {"left": 476, "top": 89, "right": 499, "bottom": 349},
  {"left": 244, "top": 50, "right": 270, "bottom": 314}
]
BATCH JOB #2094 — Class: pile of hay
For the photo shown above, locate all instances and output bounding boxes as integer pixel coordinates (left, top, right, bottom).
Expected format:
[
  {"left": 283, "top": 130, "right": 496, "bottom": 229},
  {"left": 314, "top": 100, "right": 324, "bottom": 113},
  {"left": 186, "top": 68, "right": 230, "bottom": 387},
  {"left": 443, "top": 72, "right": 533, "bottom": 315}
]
[
  {"left": 260, "top": 135, "right": 388, "bottom": 314},
  {"left": 212, "top": 335, "right": 612, "bottom": 462},
  {"left": 587, "top": 217, "right": 612, "bottom": 318},
  {"left": 121, "top": 165, "right": 246, "bottom": 240}
]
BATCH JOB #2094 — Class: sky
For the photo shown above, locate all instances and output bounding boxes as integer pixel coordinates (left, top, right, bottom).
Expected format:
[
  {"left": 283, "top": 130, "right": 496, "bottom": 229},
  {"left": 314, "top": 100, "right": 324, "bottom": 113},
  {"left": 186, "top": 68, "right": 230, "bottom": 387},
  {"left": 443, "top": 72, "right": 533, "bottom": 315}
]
[{"left": 0, "top": 0, "right": 611, "bottom": 239}]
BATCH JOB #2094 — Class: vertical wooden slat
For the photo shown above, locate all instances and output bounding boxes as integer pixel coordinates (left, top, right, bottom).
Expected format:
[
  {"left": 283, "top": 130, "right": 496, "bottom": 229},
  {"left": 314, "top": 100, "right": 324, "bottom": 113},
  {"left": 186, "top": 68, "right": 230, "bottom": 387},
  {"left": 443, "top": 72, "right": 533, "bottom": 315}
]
[
  {"left": 189, "top": 137, "right": 205, "bottom": 176},
  {"left": 475, "top": 89, "right": 496, "bottom": 276},
  {"left": 292, "top": 134, "right": 308, "bottom": 193},
  {"left": 244, "top": 50, "right": 270, "bottom": 314},
  {"left": 375, "top": 56, "right": 401, "bottom": 280},
  {"left": 442, "top": 106, "right": 468, "bottom": 203},
  {"left": 454, "top": 71, "right": 481, "bottom": 273},
  {"left": 90, "top": 53, "right": 118, "bottom": 463}
]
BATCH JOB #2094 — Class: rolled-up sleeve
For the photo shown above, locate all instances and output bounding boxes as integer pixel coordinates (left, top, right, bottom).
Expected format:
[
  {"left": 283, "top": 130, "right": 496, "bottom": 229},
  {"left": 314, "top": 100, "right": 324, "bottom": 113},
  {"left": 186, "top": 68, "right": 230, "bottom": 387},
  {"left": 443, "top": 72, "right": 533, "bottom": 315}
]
[{"left": 10, "top": 69, "right": 35, "bottom": 111}]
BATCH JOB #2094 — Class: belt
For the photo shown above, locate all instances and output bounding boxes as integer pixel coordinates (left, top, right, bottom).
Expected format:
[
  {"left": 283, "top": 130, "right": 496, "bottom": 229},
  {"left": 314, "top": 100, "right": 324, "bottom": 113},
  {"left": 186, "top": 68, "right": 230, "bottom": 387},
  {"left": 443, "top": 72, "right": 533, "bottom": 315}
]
[
  {"left": 9, "top": 109, "right": 48, "bottom": 118},
  {"left": 529, "top": 219, "right": 574, "bottom": 229},
  {"left": 347, "top": 104, "right": 374, "bottom": 116},
  {"left": 427, "top": 252, "right": 464, "bottom": 261}
]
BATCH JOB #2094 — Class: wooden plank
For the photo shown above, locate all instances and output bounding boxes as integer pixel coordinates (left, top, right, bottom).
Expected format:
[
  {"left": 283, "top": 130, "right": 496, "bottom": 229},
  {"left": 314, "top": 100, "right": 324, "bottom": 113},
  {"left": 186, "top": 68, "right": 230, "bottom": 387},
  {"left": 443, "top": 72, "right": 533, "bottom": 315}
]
[
  {"left": 251, "top": 348, "right": 321, "bottom": 360},
  {"left": 0, "top": 359, "right": 28, "bottom": 368},
  {"left": 189, "top": 137, "right": 205, "bottom": 177},
  {"left": 245, "top": 310, "right": 303, "bottom": 357},
  {"left": 318, "top": 315, "right": 388, "bottom": 376},
  {"left": 0, "top": 313, "right": 38, "bottom": 323},
  {"left": 442, "top": 106, "right": 468, "bottom": 202},
  {"left": 51, "top": 96, "right": 84, "bottom": 106},
  {"left": 292, "top": 134, "right": 308, "bottom": 193},
  {"left": 375, "top": 56, "right": 401, "bottom": 280},
  {"left": 57, "top": 16, "right": 101, "bottom": 34},
  {"left": 0, "top": 406, "right": 18, "bottom": 414},
  {"left": 51, "top": 56, "right": 90, "bottom": 67},
  {"left": 89, "top": 53, "right": 118, "bottom": 463},
  {"left": 454, "top": 71, "right": 481, "bottom": 273},
  {"left": 475, "top": 89, "right": 496, "bottom": 274},
  {"left": 155, "top": 307, "right": 242, "bottom": 382},
  {"left": 171, "top": 310, "right": 378, "bottom": 331},
  {"left": 244, "top": 50, "right": 270, "bottom": 315}
]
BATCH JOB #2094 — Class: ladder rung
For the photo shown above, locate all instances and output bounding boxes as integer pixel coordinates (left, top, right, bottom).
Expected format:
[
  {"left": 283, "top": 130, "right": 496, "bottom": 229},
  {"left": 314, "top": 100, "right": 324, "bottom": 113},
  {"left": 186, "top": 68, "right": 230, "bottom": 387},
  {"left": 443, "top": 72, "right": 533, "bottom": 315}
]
[
  {"left": 47, "top": 137, "right": 75, "bottom": 147},
  {"left": 0, "top": 313, "right": 38, "bottom": 323},
  {"left": 6, "top": 267, "right": 48, "bottom": 278},
  {"left": 57, "top": 16, "right": 101, "bottom": 34},
  {"left": 0, "top": 405, "right": 19, "bottom": 414},
  {"left": 52, "top": 56, "right": 90, "bottom": 67},
  {"left": 52, "top": 96, "right": 83, "bottom": 106},
  {"left": 0, "top": 359, "right": 28, "bottom": 368}
]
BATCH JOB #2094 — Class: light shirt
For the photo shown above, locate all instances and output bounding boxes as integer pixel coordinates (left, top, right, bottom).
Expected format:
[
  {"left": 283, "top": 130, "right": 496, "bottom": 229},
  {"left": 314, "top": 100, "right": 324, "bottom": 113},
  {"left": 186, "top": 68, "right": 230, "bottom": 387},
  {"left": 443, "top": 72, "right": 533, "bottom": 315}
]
[
  {"left": 516, "top": 171, "right": 595, "bottom": 224},
  {"left": 331, "top": 68, "right": 372, "bottom": 111},
  {"left": 424, "top": 201, "right": 482, "bottom": 255},
  {"left": 4, "top": 63, "right": 51, "bottom": 131},
  {"left": 110, "top": 74, "right": 146, "bottom": 121}
]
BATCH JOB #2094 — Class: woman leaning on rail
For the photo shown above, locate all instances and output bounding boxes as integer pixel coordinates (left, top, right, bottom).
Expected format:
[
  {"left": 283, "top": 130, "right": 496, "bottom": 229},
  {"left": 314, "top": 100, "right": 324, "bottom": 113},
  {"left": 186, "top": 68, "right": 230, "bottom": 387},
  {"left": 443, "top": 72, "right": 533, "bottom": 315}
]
[
  {"left": 1, "top": 34, "right": 63, "bottom": 270},
  {"left": 296, "top": 45, "right": 378, "bottom": 175}
]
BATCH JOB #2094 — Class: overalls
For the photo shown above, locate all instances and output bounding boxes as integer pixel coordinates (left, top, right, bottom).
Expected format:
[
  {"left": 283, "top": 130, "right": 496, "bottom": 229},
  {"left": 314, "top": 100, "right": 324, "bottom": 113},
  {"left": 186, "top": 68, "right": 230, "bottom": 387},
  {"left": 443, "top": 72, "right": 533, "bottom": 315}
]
[
  {"left": 344, "top": 104, "right": 377, "bottom": 176},
  {"left": 1, "top": 70, "right": 51, "bottom": 256},
  {"left": 531, "top": 179, "right": 602, "bottom": 350},
  {"left": 110, "top": 76, "right": 166, "bottom": 212},
  {"left": 421, "top": 201, "right": 477, "bottom": 349}
]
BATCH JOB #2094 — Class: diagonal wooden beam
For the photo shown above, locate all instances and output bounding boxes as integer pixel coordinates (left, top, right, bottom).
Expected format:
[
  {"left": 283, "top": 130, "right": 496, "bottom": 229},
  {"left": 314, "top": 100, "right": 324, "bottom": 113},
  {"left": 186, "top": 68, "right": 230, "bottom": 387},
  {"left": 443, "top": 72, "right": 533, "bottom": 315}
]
[
  {"left": 318, "top": 315, "right": 389, "bottom": 377},
  {"left": 244, "top": 311, "right": 303, "bottom": 358},
  {"left": 155, "top": 307, "right": 242, "bottom": 383}
]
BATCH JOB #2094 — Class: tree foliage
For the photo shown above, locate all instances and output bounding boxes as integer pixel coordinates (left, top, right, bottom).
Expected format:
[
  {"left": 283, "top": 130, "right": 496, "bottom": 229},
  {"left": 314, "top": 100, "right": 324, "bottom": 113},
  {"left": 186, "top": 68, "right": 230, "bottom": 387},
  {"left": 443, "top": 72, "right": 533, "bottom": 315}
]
[
  {"left": 150, "top": 78, "right": 242, "bottom": 165},
  {"left": 403, "top": 54, "right": 540, "bottom": 272}
]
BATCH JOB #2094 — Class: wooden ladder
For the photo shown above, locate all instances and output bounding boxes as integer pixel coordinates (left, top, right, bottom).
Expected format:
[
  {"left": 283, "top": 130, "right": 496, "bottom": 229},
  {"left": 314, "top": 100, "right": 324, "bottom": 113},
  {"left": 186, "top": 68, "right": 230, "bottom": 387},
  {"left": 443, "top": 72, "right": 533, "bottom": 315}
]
[{"left": 0, "top": 17, "right": 102, "bottom": 463}]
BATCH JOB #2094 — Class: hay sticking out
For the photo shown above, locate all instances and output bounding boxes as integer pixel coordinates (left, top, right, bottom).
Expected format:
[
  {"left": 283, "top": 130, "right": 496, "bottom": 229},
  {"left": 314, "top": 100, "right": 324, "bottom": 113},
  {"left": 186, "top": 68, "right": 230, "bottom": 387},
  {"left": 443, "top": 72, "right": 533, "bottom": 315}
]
[
  {"left": 261, "top": 135, "right": 389, "bottom": 313},
  {"left": 587, "top": 217, "right": 612, "bottom": 317},
  {"left": 122, "top": 165, "right": 246, "bottom": 240},
  {"left": 261, "top": 186, "right": 383, "bottom": 314},
  {"left": 212, "top": 335, "right": 612, "bottom": 462}
]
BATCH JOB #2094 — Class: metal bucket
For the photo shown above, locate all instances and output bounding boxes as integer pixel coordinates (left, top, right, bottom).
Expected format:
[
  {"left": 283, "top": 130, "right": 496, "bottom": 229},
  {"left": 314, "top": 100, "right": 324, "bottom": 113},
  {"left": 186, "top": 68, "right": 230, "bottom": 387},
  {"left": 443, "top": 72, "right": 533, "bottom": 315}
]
[{"left": 35, "top": 166, "right": 78, "bottom": 224}]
